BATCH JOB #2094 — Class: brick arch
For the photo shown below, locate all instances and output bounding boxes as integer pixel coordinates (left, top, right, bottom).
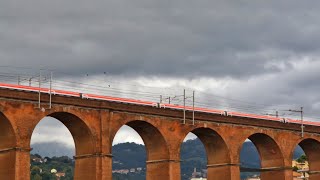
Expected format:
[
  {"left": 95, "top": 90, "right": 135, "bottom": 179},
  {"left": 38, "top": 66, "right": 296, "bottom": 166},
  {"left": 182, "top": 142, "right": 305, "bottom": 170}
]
[
  {"left": 30, "top": 112, "right": 96, "bottom": 155},
  {"left": 48, "top": 112, "right": 96, "bottom": 155},
  {"left": 0, "top": 111, "right": 17, "bottom": 179},
  {"left": 239, "top": 133, "right": 285, "bottom": 180},
  {"left": 179, "top": 127, "right": 231, "bottom": 180},
  {"left": 111, "top": 120, "right": 170, "bottom": 179},
  {"left": 126, "top": 121, "right": 169, "bottom": 160},
  {"left": 291, "top": 138, "right": 320, "bottom": 180},
  {"left": 30, "top": 112, "right": 97, "bottom": 180}
]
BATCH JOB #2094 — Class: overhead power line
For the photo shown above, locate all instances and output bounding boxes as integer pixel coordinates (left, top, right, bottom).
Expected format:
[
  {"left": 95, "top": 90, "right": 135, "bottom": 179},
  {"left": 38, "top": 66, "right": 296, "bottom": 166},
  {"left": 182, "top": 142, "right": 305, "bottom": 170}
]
[{"left": 0, "top": 67, "right": 317, "bottom": 122}]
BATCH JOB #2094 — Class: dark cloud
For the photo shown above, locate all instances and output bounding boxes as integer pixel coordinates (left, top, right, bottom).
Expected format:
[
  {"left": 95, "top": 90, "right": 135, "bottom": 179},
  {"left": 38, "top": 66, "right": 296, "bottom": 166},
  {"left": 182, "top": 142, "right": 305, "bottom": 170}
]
[
  {"left": 1, "top": 0, "right": 320, "bottom": 78},
  {"left": 1, "top": 0, "right": 320, "bottom": 123}
]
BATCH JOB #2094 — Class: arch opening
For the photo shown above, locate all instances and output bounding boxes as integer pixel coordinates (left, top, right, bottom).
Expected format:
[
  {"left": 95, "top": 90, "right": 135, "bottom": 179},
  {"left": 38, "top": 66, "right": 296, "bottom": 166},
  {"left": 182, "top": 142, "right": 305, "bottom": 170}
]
[
  {"left": 112, "top": 125, "right": 146, "bottom": 179},
  {"left": 30, "top": 117, "right": 75, "bottom": 180},
  {"left": 292, "top": 145, "right": 307, "bottom": 180},
  {"left": 180, "top": 128, "right": 230, "bottom": 180},
  {"left": 292, "top": 138, "right": 320, "bottom": 180},
  {"left": 112, "top": 121, "right": 169, "bottom": 180},
  {"left": 240, "top": 139, "right": 260, "bottom": 180},
  {"left": 180, "top": 132, "right": 207, "bottom": 180},
  {"left": 30, "top": 112, "right": 95, "bottom": 180},
  {"left": 239, "top": 133, "right": 284, "bottom": 180},
  {"left": 0, "top": 112, "right": 16, "bottom": 179}
]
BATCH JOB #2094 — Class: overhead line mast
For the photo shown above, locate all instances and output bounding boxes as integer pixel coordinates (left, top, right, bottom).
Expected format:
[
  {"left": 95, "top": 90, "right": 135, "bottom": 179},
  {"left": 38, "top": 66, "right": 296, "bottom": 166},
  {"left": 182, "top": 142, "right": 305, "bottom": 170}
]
[
  {"left": 183, "top": 89, "right": 195, "bottom": 125},
  {"left": 287, "top": 107, "right": 304, "bottom": 137},
  {"left": 183, "top": 89, "right": 186, "bottom": 124},
  {"left": 38, "top": 70, "right": 41, "bottom": 109}
]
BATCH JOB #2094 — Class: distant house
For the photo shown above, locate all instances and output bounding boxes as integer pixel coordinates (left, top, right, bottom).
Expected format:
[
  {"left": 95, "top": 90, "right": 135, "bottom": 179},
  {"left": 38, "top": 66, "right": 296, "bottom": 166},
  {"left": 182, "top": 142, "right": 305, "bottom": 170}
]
[
  {"left": 32, "top": 158, "right": 43, "bottom": 163},
  {"left": 292, "top": 160, "right": 309, "bottom": 179},
  {"left": 245, "top": 175, "right": 260, "bottom": 180},
  {"left": 191, "top": 168, "right": 207, "bottom": 180},
  {"left": 113, "top": 161, "right": 122, "bottom": 165},
  {"left": 112, "top": 169, "right": 129, "bottom": 174},
  {"left": 246, "top": 177, "right": 260, "bottom": 180},
  {"left": 191, "top": 168, "right": 202, "bottom": 178},
  {"left": 292, "top": 160, "right": 309, "bottom": 170},
  {"left": 56, "top": 172, "right": 66, "bottom": 180},
  {"left": 201, "top": 169, "right": 207, "bottom": 177}
]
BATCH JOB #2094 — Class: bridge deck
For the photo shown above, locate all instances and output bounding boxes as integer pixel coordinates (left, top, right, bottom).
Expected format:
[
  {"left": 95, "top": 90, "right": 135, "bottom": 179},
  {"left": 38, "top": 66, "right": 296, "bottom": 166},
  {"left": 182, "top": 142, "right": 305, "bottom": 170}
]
[{"left": 0, "top": 82, "right": 320, "bottom": 134}]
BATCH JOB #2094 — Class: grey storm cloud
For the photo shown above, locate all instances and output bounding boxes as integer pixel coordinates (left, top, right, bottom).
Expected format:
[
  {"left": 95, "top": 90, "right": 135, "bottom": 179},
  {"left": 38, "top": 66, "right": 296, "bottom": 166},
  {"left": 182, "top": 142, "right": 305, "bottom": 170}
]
[
  {"left": 1, "top": 0, "right": 320, "bottom": 122},
  {"left": 1, "top": 0, "right": 320, "bottom": 78},
  {"left": 2, "top": 0, "right": 320, "bottom": 148}
]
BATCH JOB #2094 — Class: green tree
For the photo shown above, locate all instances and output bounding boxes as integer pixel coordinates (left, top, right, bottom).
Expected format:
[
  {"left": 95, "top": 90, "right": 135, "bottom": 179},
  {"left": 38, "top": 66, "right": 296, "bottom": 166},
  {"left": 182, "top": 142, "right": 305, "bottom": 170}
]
[
  {"left": 297, "top": 154, "right": 307, "bottom": 163},
  {"left": 31, "top": 166, "right": 41, "bottom": 176},
  {"left": 34, "top": 154, "right": 42, "bottom": 158},
  {"left": 32, "top": 174, "right": 42, "bottom": 180},
  {"left": 41, "top": 172, "right": 55, "bottom": 180}
]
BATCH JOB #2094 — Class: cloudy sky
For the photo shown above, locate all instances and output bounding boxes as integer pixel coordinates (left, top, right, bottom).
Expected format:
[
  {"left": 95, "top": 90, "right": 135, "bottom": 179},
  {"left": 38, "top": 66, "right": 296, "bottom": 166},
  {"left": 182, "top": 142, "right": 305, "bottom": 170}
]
[{"left": 1, "top": 0, "right": 320, "bottom": 150}]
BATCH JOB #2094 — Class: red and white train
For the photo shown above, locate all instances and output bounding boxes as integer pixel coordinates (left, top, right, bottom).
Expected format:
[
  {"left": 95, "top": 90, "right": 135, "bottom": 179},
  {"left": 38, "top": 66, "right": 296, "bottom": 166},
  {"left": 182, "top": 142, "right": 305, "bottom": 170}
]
[{"left": 0, "top": 82, "right": 319, "bottom": 127}]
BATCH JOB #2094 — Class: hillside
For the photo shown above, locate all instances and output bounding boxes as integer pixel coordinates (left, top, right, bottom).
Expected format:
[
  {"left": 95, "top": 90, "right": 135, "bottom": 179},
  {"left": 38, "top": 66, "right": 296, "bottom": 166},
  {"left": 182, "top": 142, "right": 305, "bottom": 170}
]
[
  {"left": 30, "top": 154, "right": 74, "bottom": 180},
  {"left": 31, "top": 139, "right": 304, "bottom": 180}
]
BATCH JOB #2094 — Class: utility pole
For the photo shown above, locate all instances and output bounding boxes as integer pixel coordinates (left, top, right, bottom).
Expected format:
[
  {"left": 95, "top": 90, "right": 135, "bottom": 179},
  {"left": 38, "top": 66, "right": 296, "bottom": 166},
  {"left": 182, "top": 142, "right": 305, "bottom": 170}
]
[
  {"left": 28, "top": 76, "right": 37, "bottom": 86},
  {"left": 181, "top": 90, "right": 195, "bottom": 125},
  {"left": 38, "top": 70, "right": 42, "bottom": 109},
  {"left": 183, "top": 89, "right": 186, "bottom": 124},
  {"left": 160, "top": 95, "right": 163, "bottom": 104},
  {"left": 192, "top": 91, "right": 195, "bottom": 125},
  {"left": 49, "top": 71, "right": 53, "bottom": 109},
  {"left": 18, "top": 76, "right": 21, "bottom": 85},
  {"left": 288, "top": 107, "right": 304, "bottom": 137},
  {"left": 163, "top": 96, "right": 171, "bottom": 104}
]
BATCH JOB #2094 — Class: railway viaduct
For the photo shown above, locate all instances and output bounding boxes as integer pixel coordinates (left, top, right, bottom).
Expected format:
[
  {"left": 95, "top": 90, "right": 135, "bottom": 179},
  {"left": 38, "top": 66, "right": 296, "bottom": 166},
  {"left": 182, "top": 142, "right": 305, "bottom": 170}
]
[{"left": 1, "top": 87, "right": 320, "bottom": 180}]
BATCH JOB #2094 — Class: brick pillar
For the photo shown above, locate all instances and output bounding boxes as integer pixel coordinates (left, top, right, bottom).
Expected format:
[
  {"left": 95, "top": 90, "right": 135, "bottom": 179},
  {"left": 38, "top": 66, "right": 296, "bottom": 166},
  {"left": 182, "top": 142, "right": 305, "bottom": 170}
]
[
  {"left": 283, "top": 168, "right": 293, "bottom": 180},
  {"left": 74, "top": 153, "right": 112, "bottom": 180},
  {"left": 207, "top": 163, "right": 237, "bottom": 180},
  {"left": 281, "top": 157, "right": 294, "bottom": 180},
  {"left": 74, "top": 155, "right": 98, "bottom": 180},
  {"left": 260, "top": 168, "right": 287, "bottom": 180},
  {"left": 99, "top": 110, "right": 113, "bottom": 180},
  {"left": 228, "top": 143, "right": 241, "bottom": 180},
  {"left": 146, "top": 159, "right": 180, "bottom": 180},
  {"left": 168, "top": 160, "right": 181, "bottom": 180},
  {"left": 229, "top": 164, "right": 240, "bottom": 180},
  {"left": 13, "top": 147, "right": 32, "bottom": 180},
  {"left": 100, "top": 155, "right": 112, "bottom": 180}
]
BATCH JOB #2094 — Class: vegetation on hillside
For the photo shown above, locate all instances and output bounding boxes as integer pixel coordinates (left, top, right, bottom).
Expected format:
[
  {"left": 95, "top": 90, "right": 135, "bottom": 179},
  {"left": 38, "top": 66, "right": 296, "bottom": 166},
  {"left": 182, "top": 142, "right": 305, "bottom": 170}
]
[
  {"left": 296, "top": 154, "right": 307, "bottom": 163},
  {"left": 30, "top": 154, "right": 74, "bottom": 180},
  {"left": 30, "top": 139, "right": 305, "bottom": 180}
]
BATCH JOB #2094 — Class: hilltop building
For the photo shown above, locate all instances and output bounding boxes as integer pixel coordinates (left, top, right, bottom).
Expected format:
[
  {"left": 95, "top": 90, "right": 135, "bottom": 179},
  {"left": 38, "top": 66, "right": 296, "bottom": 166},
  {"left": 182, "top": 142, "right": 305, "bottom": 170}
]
[
  {"left": 191, "top": 168, "right": 207, "bottom": 180},
  {"left": 292, "top": 160, "right": 309, "bottom": 179}
]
